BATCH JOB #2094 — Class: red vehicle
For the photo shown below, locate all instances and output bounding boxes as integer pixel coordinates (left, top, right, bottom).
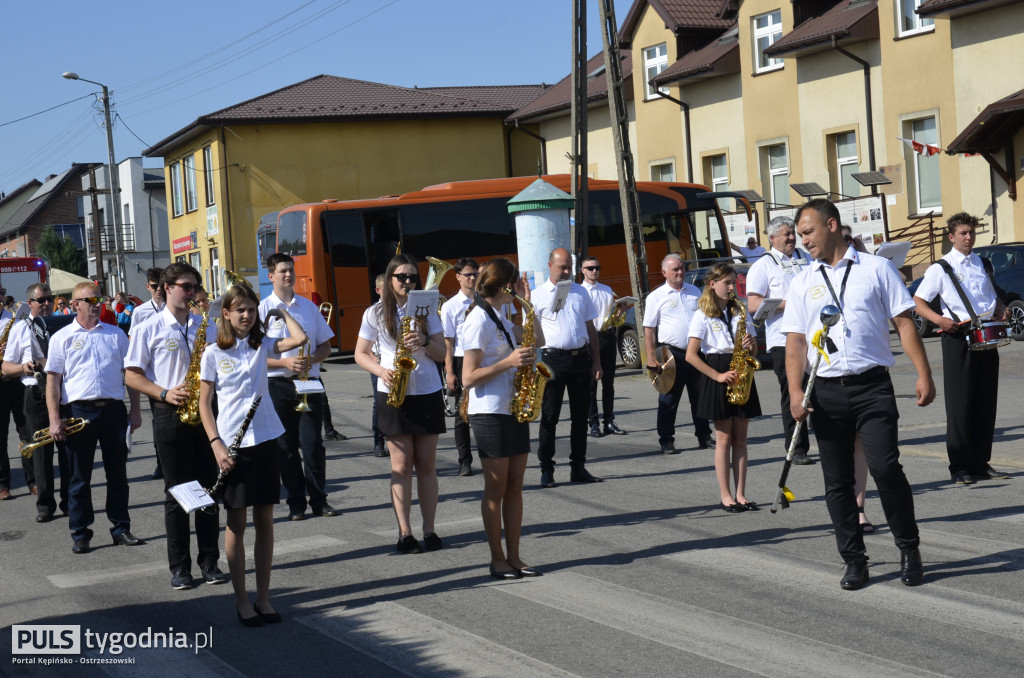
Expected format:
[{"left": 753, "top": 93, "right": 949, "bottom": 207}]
[{"left": 0, "top": 257, "right": 48, "bottom": 299}]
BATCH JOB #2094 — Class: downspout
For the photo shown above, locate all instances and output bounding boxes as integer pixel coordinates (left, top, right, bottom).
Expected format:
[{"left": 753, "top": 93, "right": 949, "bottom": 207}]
[
  {"left": 220, "top": 124, "right": 234, "bottom": 269},
  {"left": 832, "top": 36, "right": 877, "bottom": 194},
  {"left": 512, "top": 120, "right": 548, "bottom": 175},
  {"left": 655, "top": 91, "right": 693, "bottom": 183},
  {"left": 147, "top": 189, "right": 156, "bottom": 266}
]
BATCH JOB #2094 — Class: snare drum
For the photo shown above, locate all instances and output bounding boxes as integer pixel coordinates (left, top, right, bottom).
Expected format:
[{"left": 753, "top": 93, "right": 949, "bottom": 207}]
[{"left": 967, "top": 321, "right": 1010, "bottom": 351}]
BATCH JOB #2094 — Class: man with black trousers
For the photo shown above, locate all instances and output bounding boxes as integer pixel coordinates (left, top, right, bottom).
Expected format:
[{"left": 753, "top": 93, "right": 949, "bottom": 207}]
[
  {"left": 532, "top": 247, "right": 602, "bottom": 488},
  {"left": 913, "top": 212, "right": 1008, "bottom": 485},
  {"left": 441, "top": 257, "right": 481, "bottom": 476},
  {"left": 783, "top": 198, "right": 935, "bottom": 590},
  {"left": 0, "top": 283, "right": 32, "bottom": 501},
  {"left": 581, "top": 256, "right": 626, "bottom": 437}
]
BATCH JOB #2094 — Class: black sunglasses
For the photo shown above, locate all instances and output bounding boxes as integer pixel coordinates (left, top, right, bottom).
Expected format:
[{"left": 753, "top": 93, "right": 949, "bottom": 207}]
[
  {"left": 168, "top": 282, "right": 199, "bottom": 293},
  {"left": 457, "top": 271, "right": 479, "bottom": 278},
  {"left": 147, "top": 283, "right": 160, "bottom": 290},
  {"left": 30, "top": 296, "right": 54, "bottom": 304},
  {"left": 393, "top": 273, "right": 420, "bottom": 284},
  {"left": 582, "top": 265, "right": 600, "bottom": 271}
]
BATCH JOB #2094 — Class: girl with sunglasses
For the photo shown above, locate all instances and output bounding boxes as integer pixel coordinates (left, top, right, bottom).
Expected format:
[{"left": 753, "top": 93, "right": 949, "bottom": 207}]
[{"left": 354, "top": 254, "right": 447, "bottom": 554}]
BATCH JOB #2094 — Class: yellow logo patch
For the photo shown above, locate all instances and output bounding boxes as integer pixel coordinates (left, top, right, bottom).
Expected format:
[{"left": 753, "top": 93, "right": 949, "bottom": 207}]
[
  {"left": 809, "top": 285, "right": 826, "bottom": 300},
  {"left": 710, "top": 320, "right": 723, "bottom": 333},
  {"left": 70, "top": 338, "right": 86, "bottom": 351},
  {"left": 165, "top": 337, "right": 181, "bottom": 352},
  {"left": 218, "top": 358, "right": 236, "bottom": 374}
]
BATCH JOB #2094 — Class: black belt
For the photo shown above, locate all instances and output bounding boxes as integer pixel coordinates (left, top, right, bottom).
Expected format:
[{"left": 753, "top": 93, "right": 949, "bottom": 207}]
[
  {"left": 72, "top": 398, "right": 119, "bottom": 408},
  {"left": 544, "top": 347, "right": 588, "bottom": 357},
  {"left": 817, "top": 365, "right": 888, "bottom": 386},
  {"left": 152, "top": 400, "right": 176, "bottom": 410}
]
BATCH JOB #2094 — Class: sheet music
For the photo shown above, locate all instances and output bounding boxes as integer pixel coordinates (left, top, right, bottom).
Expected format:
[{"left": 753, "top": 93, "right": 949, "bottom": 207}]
[
  {"left": 407, "top": 290, "right": 439, "bottom": 318},
  {"left": 752, "top": 298, "right": 783, "bottom": 322},
  {"left": 169, "top": 481, "right": 215, "bottom": 513},
  {"left": 552, "top": 281, "right": 572, "bottom": 313},
  {"left": 294, "top": 379, "right": 326, "bottom": 394},
  {"left": 874, "top": 241, "right": 912, "bottom": 269}
]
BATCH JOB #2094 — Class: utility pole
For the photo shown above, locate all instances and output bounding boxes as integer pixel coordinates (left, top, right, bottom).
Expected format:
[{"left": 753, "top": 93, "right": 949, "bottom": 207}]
[
  {"left": 65, "top": 168, "right": 107, "bottom": 290},
  {"left": 570, "top": 0, "right": 589, "bottom": 263},
  {"left": 598, "top": 0, "right": 649, "bottom": 365}
]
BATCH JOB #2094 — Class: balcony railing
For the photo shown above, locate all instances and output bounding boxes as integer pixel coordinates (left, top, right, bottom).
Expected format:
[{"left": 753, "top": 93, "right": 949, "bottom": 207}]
[{"left": 86, "top": 223, "right": 135, "bottom": 254}]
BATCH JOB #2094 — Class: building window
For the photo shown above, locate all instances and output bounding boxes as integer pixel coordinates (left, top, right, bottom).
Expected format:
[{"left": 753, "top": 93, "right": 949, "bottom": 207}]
[
  {"left": 907, "top": 116, "right": 941, "bottom": 213},
  {"left": 762, "top": 143, "right": 789, "bottom": 205},
  {"left": 203, "top": 146, "right": 215, "bottom": 206},
  {"left": 898, "top": 0, "right": 934, "bottom": 37},
  {"left": 189, "top": 251, "right": 201, "bottom": 272},
  {"left": 184, "top": 155, "right": 198, "bottom": 213},
  {"left": 753, "top": 10, "right": 783, "bottom": 73},
  {"left": 830, "top": 131, "right": 860, "bottom": 198},
  {"left": 170, "top": 163, "right": 183, "bottom": 217},
  {"left": 643, "top": 43, "right": 669, "bottom": 99},
  {"left": 709, "top": 154, "right": 729, "bottom": 193},
  {"left": 650, "top": 161, "right": 675, "bottom": 182}
]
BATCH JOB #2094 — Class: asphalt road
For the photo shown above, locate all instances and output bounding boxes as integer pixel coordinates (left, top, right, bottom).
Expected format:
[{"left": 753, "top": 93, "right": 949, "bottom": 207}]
[{"left": 1, "top": 334, "right": 1022, "bottom": 677}]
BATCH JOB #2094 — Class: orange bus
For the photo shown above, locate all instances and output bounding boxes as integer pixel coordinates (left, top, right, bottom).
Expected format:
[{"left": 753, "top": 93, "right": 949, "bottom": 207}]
[{"left": 264, "top": 175, "right": 740, "bottom": 351}]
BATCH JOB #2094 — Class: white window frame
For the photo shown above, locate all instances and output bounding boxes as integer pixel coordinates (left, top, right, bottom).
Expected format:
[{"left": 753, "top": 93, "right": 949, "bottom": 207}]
[
  {"left": 765, "top": 143, "right": 789, "bottom": 205},
  {"left": 643, "top": 43, "right": 669, "bottom": 99},
  {"left": 710, "top": 154, "right": 729, "bottom": 193},
  {"left": 908, "top": 116, "right": 941, "bottom": 214},
  {"left": 650, "top": 160, "right": 675, "bottom": 182},
  {"left": 203, "top": 146, "right": 215, "bottom": 206},
  {"left": 170, "top": 162, "right": 183, "bottom": 217},
  {"left": 753, "top": 10, "right": 784, "bottom": 74},
  {"left": 834, "top": 132, "right": 860, "bottom": 198},
  {"left": 184, "top": 155, "right": 198, "bottom": 213},
  {"left": 897, "top": 0, "right": 934, "bottom": 37}
]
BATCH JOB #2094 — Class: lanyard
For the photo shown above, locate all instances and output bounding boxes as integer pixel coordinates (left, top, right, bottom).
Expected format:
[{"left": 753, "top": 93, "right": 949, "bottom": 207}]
[
  {"left": 819, "top": 261, "right": 854, "bottom": 334},
  {"left": 179, "top": 316, "right": 192, "bottom": 360},
  {"left": 720, "top": 305, "right": 734, "bottom": 342}
]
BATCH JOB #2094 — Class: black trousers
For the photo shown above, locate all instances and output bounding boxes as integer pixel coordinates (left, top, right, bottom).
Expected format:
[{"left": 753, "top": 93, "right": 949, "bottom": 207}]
[
  {"left": 269, "top": 377, "right": 328, "bottom": 512},
  {"left": 771, "top": 346, "right": 809, "bottom": 457},
  {"left": 0, "top": 378, "right": 31, "bottom": 490},
  {"left": 941, "top": 334, "right": 998, "bottom": 476},
  {"left": 589, "top": 330, "right": 618, "bottom": 425},
  {"left": 66, "top": 400, "right": 131, "bottom": 543},
  {"left": 25, "top": 383, "right": 69, "bottom": 514},
  {"left": 809, "top": 369, "right": 919, "bottom": 562},
  {"left": 452, "top": 356, "right": 472, "bottom": 465},
  {"left": 537, "top": 348, "right": 593, "bottom": 473},
  {"left": 152, "top": 405, "right": 220, "bottom": 573},
  {"left": 656, "top": 345, "right": 711, "bottom": 447}
]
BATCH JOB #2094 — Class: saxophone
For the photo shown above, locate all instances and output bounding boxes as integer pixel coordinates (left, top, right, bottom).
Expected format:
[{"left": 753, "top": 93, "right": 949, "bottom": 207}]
[
  {"left": 725, "top": 294, "right": 760, "bottom": 406},
  {"left": 507, "top": 289, "right": 553, "bottom": 423},
  {"left": 178, "top": 302, "right": 210, "bottom": 425},
  {"left": 0, "top": 313, "right": 20, "bottom": 356},
  {"left": 386, "top": 314, "right": 418, "bottom": 408}
]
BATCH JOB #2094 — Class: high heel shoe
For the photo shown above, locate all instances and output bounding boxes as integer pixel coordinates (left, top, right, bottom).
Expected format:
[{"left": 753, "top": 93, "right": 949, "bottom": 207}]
[{"left": 489, "top": 564, "right": 522, "bottom": 581}]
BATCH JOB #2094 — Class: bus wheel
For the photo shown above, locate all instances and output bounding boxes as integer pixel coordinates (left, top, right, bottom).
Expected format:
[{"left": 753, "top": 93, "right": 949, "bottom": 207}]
[{"left": 619, "top": 329, "right": 641, "bottom": 369}]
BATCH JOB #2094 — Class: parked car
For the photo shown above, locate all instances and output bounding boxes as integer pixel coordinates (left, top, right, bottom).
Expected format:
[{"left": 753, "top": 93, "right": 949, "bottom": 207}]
[{"left": 907, "top": 243, "right": 1024, "bottom": 339}]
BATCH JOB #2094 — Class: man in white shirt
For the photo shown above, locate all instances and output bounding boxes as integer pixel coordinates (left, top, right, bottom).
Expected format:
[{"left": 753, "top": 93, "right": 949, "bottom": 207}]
[
  {"left": 260, "top": 253, "right": 337, "bottom": 521},
  {"left": 441, "top": 257, "right": 480, "bottom": 476},
  {"left": 644, "top": 253, "right": 713, "bottom": 454},
  {"left": 746, "top": 216, "right": 813, "bottom": 465},
  {"left": 783, "top": 199, "right": 934, "bottom": 590},
  {"left": 913, "top": 212, "right": 1008, "bottom": 485},
  {"left": 0, "top": 283, "right": 32, "bottom": 502},
  {"left": 580, "top": 256, "right": 626, "bottom": 437},
  {"left": 47, "top": 282, "right": 143, "bottom": 554},
  {"left": 730, "top": 237, "right": 768, "bottom": 262},
  {"left": 130, "top": 267, "right": 166, "bottom": 480},
  {"left": 532, "top": 247, "right": 602, "bottom": 488}
]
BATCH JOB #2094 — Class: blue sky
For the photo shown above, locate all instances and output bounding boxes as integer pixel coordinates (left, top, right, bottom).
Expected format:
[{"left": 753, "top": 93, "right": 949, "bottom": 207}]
[{"left": 0, "top": 0, "right": 629, "bottom": 196}]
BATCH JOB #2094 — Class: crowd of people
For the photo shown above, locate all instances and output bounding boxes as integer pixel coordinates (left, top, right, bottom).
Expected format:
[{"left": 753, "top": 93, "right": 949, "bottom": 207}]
[{"left": 0, "top": 199, "right": 1011, "bottom": 624}]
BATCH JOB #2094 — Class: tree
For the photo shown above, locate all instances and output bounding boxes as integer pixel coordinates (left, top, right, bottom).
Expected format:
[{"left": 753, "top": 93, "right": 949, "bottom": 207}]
[{"left": 37, "top": 226, "right": 87, "bottom": 277}]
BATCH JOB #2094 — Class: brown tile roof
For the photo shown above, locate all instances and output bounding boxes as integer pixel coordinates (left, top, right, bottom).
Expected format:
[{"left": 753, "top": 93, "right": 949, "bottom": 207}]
[
  {"left": 652, "top": 24, "right": 739, "bottom": 85},
  {"left": 620, "top": 0, "right": 735, "bottom": 45},
  {"left": 917, "top": 0, "right": 1016, "bottom": 16},
  {"left": 765, "top": 0, "right": 878, "bottom": 58},
  {"left": 144, "top": 75, "right": 547, "bottom": 157},
  {"left": 506, "top": 51, "right": 633, "bottom": 124},
  {"left": 946, "top": 87, "right": 1024, "bottom": 155}
]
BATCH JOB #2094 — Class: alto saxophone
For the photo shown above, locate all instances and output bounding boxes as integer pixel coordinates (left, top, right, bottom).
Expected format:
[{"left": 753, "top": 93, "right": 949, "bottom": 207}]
[
  {"left": 386, "top": 314, "right": 418, "bottom": 408},
  {"left": 725, "top": 294, "right": 760, "bottom": 406},
  {"left": 178, "top": 302, "right": 210, "bottom": 425},
  {"left": 506, "top": 289, "right": 553, "bottom": 423}
]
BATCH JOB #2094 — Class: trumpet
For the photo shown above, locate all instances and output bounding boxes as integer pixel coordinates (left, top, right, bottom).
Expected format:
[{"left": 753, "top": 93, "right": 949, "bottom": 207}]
[
  {"left": 20, "top": 418, "right": 89, "bottom": 459},
  {"left": 294, "top": 342, "right": 313, "bottom": 412}
]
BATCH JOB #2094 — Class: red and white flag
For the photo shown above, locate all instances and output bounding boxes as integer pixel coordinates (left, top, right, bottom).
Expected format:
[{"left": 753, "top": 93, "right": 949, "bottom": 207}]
[{"left": 897, "top": 137, "right": 942, "bottom": 156}]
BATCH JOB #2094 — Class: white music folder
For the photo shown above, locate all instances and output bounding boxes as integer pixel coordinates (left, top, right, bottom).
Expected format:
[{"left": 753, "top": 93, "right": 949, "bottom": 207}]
[{"left": 169, "top": 481, "right": 215, "bottom": 513}]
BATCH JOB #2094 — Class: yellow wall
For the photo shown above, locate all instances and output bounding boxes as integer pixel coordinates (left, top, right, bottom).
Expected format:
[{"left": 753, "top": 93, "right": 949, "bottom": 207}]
[
  {"left": 632, "top": 3, "right": 686, "bottom": 181},
  {"left": 682, "top": 75, "right": 746, "bottom": 189},
  {"left": 538, "top": 102, "right": 638, "bottom": 181}
]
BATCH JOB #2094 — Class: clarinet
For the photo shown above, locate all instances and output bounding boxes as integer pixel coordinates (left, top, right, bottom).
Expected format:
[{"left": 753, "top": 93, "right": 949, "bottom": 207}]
[{"left": 206, "top": 395, "right": 262, "bottom": 498}]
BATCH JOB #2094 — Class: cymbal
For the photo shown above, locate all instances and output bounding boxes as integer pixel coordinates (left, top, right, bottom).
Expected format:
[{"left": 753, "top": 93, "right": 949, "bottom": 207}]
[{"left": 651, "top": 346, "right": 676, "bottom": 394}]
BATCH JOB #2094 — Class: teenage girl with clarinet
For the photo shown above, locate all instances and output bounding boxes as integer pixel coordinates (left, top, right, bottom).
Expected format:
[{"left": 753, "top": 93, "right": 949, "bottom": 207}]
[{"left": 199, "top": 284, "right": 306, "bottom": 627}]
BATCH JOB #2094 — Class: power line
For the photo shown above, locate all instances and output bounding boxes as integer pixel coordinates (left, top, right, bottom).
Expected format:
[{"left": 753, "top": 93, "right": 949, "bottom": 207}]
[
  {"left": 0, "top": 93, "right": 98, "bottom": 128},
  {"left": 114, "top": 113, "right": 151, "bottom": 149}
]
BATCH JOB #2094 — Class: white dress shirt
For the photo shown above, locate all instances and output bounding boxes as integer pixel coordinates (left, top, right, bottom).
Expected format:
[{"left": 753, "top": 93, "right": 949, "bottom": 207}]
[
  {"left": 200, "top": 338, "right": 284, "bottom": 447},
  {"left": 531, "top": 280, "right": 597, "bottom": 350},
  {"left": 260, "top": 292, "right": 334, "bottom": 379},
  {"left": 746, "top": 247, "right": 811, "bottom": 349},
  {"left": 643, "top": 282, "right": 702, "bottom": 349},
  {"left": 130, "top": 300, "right": 164, "bottom": 333},
  {"left": 688, "top": 307, "right": 755, "bottom": 355},
  {"left": 46, "top": 320, "right": 129, "bottom": 403},
  {"left": 914, "top": 248, "right": 999, "bottom": 321},
  {"left": 582, "top": 280, "right": 616, "bottom": 331},
  {"left": 125, "top": 307, "right": 214, "bottom": 388},
  {"left": 358, "top": 303, "right": 443, "bottom": 396},
  {"left": 440, "top": 290, "right": 473, "bottom": 358},
  {"left": 736, "top": 245, "right": 768, "bottom": 260},
  {"left": 781, "top": 247, "right": 914, "bottom": 378},
  {"left": 4, "top": 315, "right": 45, "bottom": 386},
  {"left": 461, "top": 305, "right": 517, "bottom": 415}
]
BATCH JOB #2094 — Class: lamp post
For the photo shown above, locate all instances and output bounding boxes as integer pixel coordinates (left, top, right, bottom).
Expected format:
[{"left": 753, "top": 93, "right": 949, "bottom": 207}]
[{"left": 62, "top": 71, "right": 125, "bottom": 294}]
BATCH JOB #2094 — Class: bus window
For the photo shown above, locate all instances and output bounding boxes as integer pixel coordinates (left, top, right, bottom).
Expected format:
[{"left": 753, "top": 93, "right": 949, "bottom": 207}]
[
  {"left": 364, "top": 210, "right": 402, "bottom": 283},
  {"left": 323, "top": 212, "right": 366, "bottom": 267},
  {"left": 587, "top": 191, "right": 681, "bottom": 246},
  {"left": 277, "top": 211, "right": 307, "bottom": 257},
  {"left": 401, "top": 199, "right": 516, "bottom": 259}
]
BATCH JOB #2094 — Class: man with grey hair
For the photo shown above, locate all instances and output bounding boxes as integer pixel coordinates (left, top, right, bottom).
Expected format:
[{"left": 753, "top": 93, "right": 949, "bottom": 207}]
[
  {"left": 747, "top": 216, "right": 813, "bottom": 465},
  {"left": 644, "top": 253, "right": 712, "bottom": 454}
]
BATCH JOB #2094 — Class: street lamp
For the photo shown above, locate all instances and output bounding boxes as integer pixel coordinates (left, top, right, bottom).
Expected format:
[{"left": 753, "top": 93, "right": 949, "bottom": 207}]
[{"left": 62, "top": 71, "right": 126, "bottom": 293}]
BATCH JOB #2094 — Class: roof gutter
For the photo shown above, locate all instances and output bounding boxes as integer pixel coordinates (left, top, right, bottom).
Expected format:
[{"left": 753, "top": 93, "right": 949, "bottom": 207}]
[
  {"left": 831, "top": 36, "right": 877, "bottom": 193},
  {"left": 511, "top": 119, "right": 548, "bottom": 175},
  {"left": 654, "top": 91, "right": 694, "bottom": 183}
]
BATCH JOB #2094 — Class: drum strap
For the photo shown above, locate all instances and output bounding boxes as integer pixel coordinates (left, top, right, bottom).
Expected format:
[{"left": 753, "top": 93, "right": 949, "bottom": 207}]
[{"left": 935, "top": 259, "right": 979, "bottom": 325}]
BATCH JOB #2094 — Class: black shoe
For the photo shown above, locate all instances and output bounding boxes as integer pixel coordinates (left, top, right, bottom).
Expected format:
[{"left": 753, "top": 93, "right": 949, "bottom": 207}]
[
  {"left": 171, "top": 569, "right": 194, "bottom": 590},
  {"left": 253, "top": 603, "right": 282, "bottom": 624},
  {"left": 237, "top": 610, "right": 265, "bottom": 628},
  {"left": 952, "top": 472, "right": 975, "bottom": 485},
  {"left": 589, "top": 423, "right": 603, "bottom": 438},
  {"left": 373, "top": 446, "right": 389, "bottom": 457},
  {"left": 312, "top": 504, "right": 339, "bottom": 517},
  {"left": 900, "top": 547, "right": 923, "bottom": 586},
  {"left": 791, "top": 453, "right": 815, "bottom": 466},
  {"left": 740, "top": 501, "right": 760, "bottom": 511},
  {"left": 397, "top": 535, "right": 423, "bottom": 554},
  {"left": 459, "top": 463, "right": 473, "bottom": 477},
  {"left": 971, "top": 465, "right": 1010, "bottom": 480},
  {"left": 603, "top": 422, "right": 626, "bottom": 435},
  {"left": 661, "top": 444, "right": 680, "bottom": 455},
  {"left": 201, "top": 563, "right": 228, "bottom": 585},
  {"left": 423, "top": 532, "right": 443, "bottom": 551},
  {"left": 569, "top": 467, "right": 602, "bottom": 483},
  {"left": 324, "top": 430, "right": 347, "bottom": 441},
  {"left": 71, "top": 539, "right": 91, "bottom": 554},
  {"left": 697, "top": 435, "right": 714, "bottom": 450},
  {"left": 489, "top": 564, "right": 522, "bottom": 580},
  {"left": 840, "top": 559, "right": 869, "bottom": 590},
  {"left": 112, "top": 531, "right": 144, "bottom": 546},
  {"left": 511, "top": 563, "right": 541, "bottom": 577},
  {"left": 288, "top": 510, "right": 306, "bottom": 521},
  {"left": 540, "top": 471, "right": 558, "bottom": 488},
  {"left": 151, "top": 466, "right": 163, "bottom": 480},
  {"left": 35, "top": 509, "right": 54, "bottom": 523},
  {"left": 721, "top": 503, "right": 743, "bottom": 513}
]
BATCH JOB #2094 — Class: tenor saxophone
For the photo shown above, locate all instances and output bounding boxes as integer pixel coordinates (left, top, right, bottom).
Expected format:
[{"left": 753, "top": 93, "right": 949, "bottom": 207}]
[
  {"left": 725, "top": 294, "right": 760, "bottom": 406},
  {"left": 386, "top": 315, "right": 418, "bottom": 408},
  {"left": 507, "top": 289, "right": 553, "bottom": 423},
  {"left": 178, "top": 302, "right": 210, "bottom": 425}
]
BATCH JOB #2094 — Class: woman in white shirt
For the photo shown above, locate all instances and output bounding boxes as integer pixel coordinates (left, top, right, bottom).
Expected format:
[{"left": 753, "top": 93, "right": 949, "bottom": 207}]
[
  {"left": 355, "top": 255, "right": 448, "bottom": 555},
  {"left": 199, "top": 284, "right": 307, "bottom": 627},
  {"left": 461, "top": 258, "right": 540, "bottom": 580},
  {"left": 685, "top": 263, "right": 762, "bottom": 513}
]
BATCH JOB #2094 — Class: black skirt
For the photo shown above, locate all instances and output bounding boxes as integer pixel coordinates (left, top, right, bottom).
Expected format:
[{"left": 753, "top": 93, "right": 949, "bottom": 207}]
[
  {"left": 696, "top": 352, "right": 762, "bottom": 421},
  {"left": 222, "top": 438, "right": 280, "bottom": 509},
  {"left": 377, "top": 390, "right": 448, "bottom": 436},
  {"left": 469, "top": 413, "right": 530, "bottom": 459}
]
